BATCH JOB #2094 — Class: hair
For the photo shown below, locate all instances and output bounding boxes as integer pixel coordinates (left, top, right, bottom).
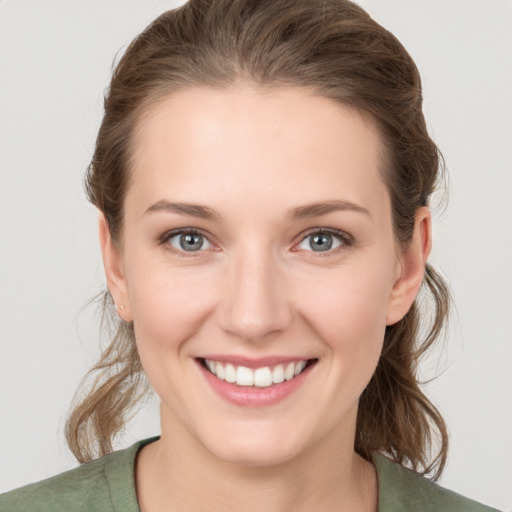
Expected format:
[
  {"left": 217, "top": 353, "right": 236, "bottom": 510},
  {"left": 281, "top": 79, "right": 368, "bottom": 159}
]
[{"left": 66, "top": 0, "right": 450, "bottom": 478}]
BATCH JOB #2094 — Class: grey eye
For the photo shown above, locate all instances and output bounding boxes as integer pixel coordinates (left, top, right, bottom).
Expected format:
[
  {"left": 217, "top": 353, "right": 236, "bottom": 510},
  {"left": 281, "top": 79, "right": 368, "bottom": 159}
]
[
  {"left": 169, "top": 232, "right": 212, "bottom": 252},
  {"left": 298, "top": 232, "right": 343, "bottom": 252}
]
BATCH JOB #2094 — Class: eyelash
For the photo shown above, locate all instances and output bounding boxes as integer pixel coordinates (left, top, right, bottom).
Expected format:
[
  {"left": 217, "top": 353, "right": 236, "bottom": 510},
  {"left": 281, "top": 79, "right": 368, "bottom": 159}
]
[
  {"left": 295, "top": 228, "right": 354, "bottom": 254},
  {"left": 158, "top": 227, "right": 354, "bottom": 256},
  {"left": 158, "top": 228, "right": 216, "bottom": 257}
]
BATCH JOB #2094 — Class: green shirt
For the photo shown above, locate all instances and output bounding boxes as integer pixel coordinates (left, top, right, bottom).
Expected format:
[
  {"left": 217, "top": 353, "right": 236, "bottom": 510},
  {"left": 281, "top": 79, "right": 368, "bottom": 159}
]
[{"left": 0, "top": 438, "right": 500, "bottom": 511}]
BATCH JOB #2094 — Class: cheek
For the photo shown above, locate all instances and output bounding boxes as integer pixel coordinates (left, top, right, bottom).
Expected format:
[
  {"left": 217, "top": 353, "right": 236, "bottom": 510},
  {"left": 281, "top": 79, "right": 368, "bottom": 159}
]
[
  {"left": 125, "top": 262, "right": 219, "bottom": 414},
  {"left": 297, "top": 258, "right": 394, "bottom": 365},
  {"left": 125, "top": 259, "right": 215, "bottom": 355}
]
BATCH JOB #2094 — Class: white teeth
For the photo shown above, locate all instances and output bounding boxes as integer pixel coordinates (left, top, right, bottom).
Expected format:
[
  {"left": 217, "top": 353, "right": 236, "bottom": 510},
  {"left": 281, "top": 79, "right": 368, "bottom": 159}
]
[
  {"left": 207, "top": 360, "right": 216, "bottom": 374},
  {"left": 224, "top": 363, "right": 236, "bottom": 383},
  {"left": 272, "top": 364, "right": 285, "bottom": 384},
  {"left": 254, "top": 367, "right": 273, "bottom": 387},
  {"left": 294, "top": 360, "right": 306, "bottom": 376},
  {"left": 236, "top": 366, "right": 254, "bottom": 386},
  {"left": 204, "top": 359, "right": 310, "bottom": 387},
  {"left": 215, "top": 362, "right": 225, "bottom": 380},
  {"left": 284, "top": 362, "right": 295, "bottom": 381}
]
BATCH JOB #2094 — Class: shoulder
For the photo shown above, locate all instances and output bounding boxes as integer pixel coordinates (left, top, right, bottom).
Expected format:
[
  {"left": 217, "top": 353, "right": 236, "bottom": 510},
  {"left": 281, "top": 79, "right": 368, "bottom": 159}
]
[
  {"left": 373, "top": 453, "right": 501, "bottom": 512},
  {"left": 0, "top": 439, "right": 153, "bottom": 512},
  {"left": 0, "top": 456, "right": 113, "bottom": 512}
]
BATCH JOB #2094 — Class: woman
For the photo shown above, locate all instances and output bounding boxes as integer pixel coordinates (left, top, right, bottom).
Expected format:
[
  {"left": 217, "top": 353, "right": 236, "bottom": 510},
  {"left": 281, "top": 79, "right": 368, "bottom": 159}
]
[{"left": 0, "top": 0, "right": 503, "bottom": 510}]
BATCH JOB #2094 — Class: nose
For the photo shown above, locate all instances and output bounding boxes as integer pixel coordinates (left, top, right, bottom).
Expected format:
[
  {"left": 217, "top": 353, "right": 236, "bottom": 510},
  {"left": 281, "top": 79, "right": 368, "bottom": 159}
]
[{"left": 218, "top": 247, "right": 293, "bottom": 342}]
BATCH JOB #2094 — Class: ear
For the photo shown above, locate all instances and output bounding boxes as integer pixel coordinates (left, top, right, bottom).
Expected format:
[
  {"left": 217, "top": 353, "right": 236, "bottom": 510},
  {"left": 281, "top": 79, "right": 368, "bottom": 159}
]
[
  {"left": 386, "top": 207, "right": 432, "bottom": 326},
  {"left": 98, "top": 213, "right": 133, "bottom": 322}
]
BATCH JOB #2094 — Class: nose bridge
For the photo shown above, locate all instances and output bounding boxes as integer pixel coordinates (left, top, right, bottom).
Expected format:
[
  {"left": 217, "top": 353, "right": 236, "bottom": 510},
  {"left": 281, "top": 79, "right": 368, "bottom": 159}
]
[{"left": 219, "top": 242, "right": 292, "bottom": 341}]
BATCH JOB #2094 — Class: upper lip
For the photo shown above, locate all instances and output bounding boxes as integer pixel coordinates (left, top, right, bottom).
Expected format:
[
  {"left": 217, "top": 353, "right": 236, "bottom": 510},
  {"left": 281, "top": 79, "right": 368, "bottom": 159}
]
[{"left": 198, "top": 355, "right": 316, "bottom": 369}]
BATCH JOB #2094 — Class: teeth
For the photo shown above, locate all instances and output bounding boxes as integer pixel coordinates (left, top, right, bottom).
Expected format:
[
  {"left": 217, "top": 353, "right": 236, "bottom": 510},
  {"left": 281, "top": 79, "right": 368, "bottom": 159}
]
[
  {"left": 294, "top": 360, "right": 306, "bottom": 376},
  {"left": 207, "top": 360, "right": 216, "bottom": 374},
  {"left": 215, "top": 362, "right": 225, "bottom": 380},
  {"left": 236, "top": 366, "right": 254, "bottom": 386},
  {"left": 254, "top": 367, "right": 272, "bottom": 387},
  {"left": 272, "top": 364, "right": 285, "bottom": 384},
  {"left": 284, "top": 362, "right": 295, "bottom": 381},
  {"left": 204, "top": 359, "right": 310, "bottom": 387},
  {"left": 224, "top": 363, "right": 236, "bottom": 383}
]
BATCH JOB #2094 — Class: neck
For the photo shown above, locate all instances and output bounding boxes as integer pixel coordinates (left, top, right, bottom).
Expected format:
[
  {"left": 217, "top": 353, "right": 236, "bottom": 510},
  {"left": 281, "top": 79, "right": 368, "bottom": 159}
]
[{"left": 136, "top": 407, "right": 377, "bottom": 512}]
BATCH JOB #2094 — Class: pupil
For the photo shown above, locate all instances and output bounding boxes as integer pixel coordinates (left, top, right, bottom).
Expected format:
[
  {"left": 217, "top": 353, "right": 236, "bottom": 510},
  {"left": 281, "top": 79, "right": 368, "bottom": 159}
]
[
  {"left": 180, "top": 233, "right": 203, "bottom": 251},
  {"left": 311, "top": 234, "right": 332, "bottom": 251}
]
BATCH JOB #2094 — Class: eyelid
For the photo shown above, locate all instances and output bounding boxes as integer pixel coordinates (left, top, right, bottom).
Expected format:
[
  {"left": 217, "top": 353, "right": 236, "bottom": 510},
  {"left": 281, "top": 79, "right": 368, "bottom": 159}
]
[
  {"left": 158, "top": 228, "right": 218, "bottom": 254},
  {"left": 293, "top": 227, "right": 354, "bottom": 252}
]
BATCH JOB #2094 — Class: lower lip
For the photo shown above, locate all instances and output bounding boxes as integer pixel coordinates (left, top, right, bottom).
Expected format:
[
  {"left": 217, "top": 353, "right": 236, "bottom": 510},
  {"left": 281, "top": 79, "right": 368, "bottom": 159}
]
[{"left": 199, "top": 360, "right": 316, "bottom": 407}]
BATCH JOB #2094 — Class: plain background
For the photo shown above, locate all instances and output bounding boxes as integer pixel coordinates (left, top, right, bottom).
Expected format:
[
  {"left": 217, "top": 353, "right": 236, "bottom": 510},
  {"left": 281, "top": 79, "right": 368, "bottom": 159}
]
[{"left": 0, "top": 1, "right": 511, "bottom": 509}]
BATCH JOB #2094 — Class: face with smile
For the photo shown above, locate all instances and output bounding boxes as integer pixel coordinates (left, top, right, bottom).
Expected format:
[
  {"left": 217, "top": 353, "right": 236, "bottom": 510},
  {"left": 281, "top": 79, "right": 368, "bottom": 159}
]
[{"left": 101, "top": 85, "right": 429, "bottom": 467}]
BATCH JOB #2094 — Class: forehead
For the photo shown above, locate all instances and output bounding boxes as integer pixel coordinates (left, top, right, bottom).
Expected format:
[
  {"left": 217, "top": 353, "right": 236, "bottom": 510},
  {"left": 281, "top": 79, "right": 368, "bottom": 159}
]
[{"left": 127, "top": 85, "right": 388, "bottom": 215}]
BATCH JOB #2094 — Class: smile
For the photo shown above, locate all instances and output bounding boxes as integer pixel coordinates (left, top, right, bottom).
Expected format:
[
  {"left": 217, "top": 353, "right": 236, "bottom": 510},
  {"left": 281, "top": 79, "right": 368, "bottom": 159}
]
[{"left": 201, "top": 358, "right": 314, "bottom": 388}]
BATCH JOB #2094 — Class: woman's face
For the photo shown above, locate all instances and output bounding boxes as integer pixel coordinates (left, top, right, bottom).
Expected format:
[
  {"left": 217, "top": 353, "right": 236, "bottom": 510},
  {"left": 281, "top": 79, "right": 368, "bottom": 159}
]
[{"left": 104, "top": 86, "right": 425, "bottom": 466}]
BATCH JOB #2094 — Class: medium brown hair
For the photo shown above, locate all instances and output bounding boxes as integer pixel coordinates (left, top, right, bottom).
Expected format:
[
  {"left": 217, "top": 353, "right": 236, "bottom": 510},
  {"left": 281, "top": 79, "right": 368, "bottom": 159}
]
[{"left": 67, "top": 0, "right": 450, "bottom": 478}]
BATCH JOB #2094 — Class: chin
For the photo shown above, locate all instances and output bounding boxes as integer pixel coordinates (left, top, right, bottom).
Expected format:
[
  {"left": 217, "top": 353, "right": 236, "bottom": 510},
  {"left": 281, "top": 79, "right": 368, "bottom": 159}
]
[
  {"left": 210, "top": 439, "right": 303, "bottom": 468},
  {"left": 196, "top": 420, "right": 315, "bottom": 468}
]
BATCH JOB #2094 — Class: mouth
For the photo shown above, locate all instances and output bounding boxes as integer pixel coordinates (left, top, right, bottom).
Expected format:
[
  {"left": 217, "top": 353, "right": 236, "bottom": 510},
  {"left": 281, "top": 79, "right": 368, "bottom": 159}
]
[{"left": 199, "top": 357, "right": 318, "bottom": 388}]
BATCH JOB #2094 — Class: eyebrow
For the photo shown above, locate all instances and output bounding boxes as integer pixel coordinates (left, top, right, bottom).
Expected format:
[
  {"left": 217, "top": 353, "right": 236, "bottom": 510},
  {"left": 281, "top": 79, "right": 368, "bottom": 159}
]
[
  {"left": 288, "top": 200, "right": 371, "bottom": 219},
  {"left": 144, "top": 199, "right": 370, "bottom": 221},
  {"left": 144, "top": 200, "right": 219, "bottom": 219}
]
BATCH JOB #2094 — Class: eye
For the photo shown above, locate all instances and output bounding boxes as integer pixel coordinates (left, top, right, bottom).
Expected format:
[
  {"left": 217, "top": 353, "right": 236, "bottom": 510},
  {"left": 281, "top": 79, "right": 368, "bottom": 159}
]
[
  {"left": 167, "top": 231, "right": 213, "bottom": 252},
  {"left": 296, "top": 230, "right": 350, "bottom": 252}
]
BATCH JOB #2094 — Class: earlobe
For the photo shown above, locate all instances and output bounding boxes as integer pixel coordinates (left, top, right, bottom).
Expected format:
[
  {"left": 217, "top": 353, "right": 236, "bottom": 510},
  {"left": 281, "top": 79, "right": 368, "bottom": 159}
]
[
  {"left": 386, "top": 207, "right": 432, "bottom": 326},
  {"left": 98, "top": 213, "right": 133, "bottom": 322}
]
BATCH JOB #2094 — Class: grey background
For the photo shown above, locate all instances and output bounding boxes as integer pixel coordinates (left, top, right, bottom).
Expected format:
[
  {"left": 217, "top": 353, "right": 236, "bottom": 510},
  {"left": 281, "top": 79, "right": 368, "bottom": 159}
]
[{"left": 1, "top": 1, "right": 511, "bottom": 509}]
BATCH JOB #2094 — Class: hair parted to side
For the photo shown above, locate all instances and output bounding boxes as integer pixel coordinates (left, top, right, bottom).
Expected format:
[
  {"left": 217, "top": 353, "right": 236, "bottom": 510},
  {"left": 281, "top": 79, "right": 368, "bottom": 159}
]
[{"left": 67, "top": 0, "right": 450, "bottom": 478}]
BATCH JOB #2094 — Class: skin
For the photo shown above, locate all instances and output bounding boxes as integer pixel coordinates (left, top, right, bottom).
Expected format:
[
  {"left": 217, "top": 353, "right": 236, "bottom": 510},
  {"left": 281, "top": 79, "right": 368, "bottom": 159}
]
[{"left": 100, "top": 85, "right": 431, "bottom": 512}]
